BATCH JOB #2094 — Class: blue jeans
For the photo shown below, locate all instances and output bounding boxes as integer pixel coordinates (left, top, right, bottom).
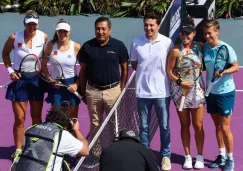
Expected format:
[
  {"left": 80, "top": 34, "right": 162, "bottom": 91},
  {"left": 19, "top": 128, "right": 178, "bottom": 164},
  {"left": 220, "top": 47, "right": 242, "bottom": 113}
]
[{"left": 137, "top": 97, "right": 171, "bottom": 157}]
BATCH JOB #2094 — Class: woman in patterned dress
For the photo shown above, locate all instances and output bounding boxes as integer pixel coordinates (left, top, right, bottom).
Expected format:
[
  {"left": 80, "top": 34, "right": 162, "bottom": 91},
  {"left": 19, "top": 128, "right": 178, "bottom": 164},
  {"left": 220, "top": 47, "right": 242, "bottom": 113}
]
[{"left": 167, "top": 17, "right": 206, "bottom": 169}]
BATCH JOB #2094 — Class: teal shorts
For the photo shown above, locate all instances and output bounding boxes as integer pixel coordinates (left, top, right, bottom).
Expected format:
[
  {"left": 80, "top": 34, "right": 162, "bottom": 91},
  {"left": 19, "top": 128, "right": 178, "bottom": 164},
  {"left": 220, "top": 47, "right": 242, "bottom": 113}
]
[{"left": 206, "top": 90, "right": 235, "bottom": 116}]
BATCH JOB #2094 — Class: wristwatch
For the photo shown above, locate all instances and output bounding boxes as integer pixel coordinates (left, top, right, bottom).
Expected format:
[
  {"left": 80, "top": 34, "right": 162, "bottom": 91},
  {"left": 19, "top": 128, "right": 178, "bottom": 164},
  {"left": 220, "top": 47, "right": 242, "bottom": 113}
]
[{"left": 176, "top": 78, "right": 183, "bottom": 86}]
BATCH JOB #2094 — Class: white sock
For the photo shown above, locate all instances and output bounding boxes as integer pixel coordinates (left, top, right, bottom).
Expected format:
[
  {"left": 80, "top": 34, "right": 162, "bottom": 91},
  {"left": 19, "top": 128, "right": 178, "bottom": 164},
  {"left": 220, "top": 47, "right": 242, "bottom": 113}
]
[
  {"left": 16, "top": 148, "right": 21, "bottom": 152},
  {"left": 219, "top": 148, "right": 226, "bottom": 157},
  {"left": 227, "top": 153, "right": 233, "bottom": 160},
  {"left": 185, "top": 155, "right": 192, "bottom": 159}
]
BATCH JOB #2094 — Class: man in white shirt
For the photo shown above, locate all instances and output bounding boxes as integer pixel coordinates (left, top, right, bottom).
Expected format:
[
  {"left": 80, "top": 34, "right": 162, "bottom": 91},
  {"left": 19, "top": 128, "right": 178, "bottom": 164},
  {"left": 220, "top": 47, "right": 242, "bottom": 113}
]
[
  {"left": 12, "top": 105, "right": 89, "bottom": 171},
  {"left": 130, "top": 12, "right": 174, "bottom": 171}
]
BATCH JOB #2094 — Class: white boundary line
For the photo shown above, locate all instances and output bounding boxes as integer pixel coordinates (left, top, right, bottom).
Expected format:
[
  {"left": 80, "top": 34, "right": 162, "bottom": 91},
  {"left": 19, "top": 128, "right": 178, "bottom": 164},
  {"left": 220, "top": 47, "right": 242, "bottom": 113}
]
[{"left": 0, "top": 63, "right": 243, "bottom": 67}]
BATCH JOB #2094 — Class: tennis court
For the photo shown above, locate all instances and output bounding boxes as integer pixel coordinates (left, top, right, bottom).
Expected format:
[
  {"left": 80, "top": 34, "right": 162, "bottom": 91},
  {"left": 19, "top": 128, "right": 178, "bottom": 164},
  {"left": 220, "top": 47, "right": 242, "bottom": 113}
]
[
  {"left": 0, "top": 65, "right": 242, "bottom": 171},
  {"left": 0, "top": 4, "right": 243, "bottom": 170}
]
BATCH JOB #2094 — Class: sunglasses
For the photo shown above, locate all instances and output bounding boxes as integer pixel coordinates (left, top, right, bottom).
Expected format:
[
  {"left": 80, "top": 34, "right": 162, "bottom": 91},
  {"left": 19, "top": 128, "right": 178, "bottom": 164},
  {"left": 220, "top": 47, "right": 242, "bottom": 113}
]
[{"left": 24, "top": 14, "right": 39, "bottom": 20}]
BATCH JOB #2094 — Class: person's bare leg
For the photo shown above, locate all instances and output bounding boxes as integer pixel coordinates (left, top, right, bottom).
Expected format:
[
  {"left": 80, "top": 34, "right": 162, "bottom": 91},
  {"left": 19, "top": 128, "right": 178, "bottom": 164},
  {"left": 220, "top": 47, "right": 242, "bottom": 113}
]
[
  {"left": 211, "top": 114, "right": 225, "bottom": 149},
  {"left": 220, "top": 116, "right": 233, "bottom": 154},
  {"left": 177, "top": 108, "right": 191, "bottom": 155},
  {"left": 191, "top": 105, "right": 205, "bottom": 155},
  {"left": 30, "top": 101, "right": 43, "bottom": 125},
  {"left": 12, "top": 101, "right": 28, "bottom": 149}
]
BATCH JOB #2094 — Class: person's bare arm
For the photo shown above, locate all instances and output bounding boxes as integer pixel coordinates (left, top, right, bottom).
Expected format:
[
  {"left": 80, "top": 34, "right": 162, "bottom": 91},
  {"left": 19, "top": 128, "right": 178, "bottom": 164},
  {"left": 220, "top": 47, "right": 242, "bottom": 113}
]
[
  {"left": 67, "top": 42, "right": 82, "bottom": 92},
  {"left": 218, "top": 61, "right": 239, "bottom": 77},
  {"left": 131, "top": 61, "right": 137, "bottom": 71},
  {"left": 44, "top": 33, "right": 48, "bottom": 43},
  {"left": 120, "top": 62, "right": 128, "bottom": 91},
  {"left": 2, "top": 33, "right": 21, "bottom": 80},
  {"left": 79, "top": 62, "right": 88, "bottom": 103},
  {"left": 72, "top": 120, "right": 89, "bottom": 156},
  {"left": 167, "top": 46, "right": 194, "bottom": 89},
  {"left": 42, "top": 41, "right": 53, "bottom": 77},
  {"left": 167, "top": 47, "right": 180, "bottom": 82},
  {"left": 2, "top": 33, "right": 14, "bottom": 68},
  {"left": 196, "top": 42, "right": 206, "bottom": 71}
]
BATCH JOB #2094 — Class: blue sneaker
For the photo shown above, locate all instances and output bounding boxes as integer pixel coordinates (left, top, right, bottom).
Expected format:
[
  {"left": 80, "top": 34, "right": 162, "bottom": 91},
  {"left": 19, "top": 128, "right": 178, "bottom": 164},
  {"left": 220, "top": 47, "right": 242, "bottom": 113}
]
[
  {"left": 223, "top": 158, "right": 234, "bottom": 171},
  {"left": 208, "top": 155, "right": 226, "bottom": 168}
]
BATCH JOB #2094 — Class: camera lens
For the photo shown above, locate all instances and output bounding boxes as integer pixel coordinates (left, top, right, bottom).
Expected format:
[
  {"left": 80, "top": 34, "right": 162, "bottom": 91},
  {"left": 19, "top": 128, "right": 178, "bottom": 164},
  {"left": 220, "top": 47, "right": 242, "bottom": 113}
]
[{"left": 61, "top": 101, "right": 70, "bottom": 108}]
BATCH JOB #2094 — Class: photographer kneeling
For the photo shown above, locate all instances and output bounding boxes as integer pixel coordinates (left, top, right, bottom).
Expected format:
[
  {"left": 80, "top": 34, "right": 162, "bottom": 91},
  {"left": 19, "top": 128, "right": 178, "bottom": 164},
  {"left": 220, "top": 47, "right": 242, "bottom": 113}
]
[{"left": 10, "top": 106, "right": 89, "bottom": 171}]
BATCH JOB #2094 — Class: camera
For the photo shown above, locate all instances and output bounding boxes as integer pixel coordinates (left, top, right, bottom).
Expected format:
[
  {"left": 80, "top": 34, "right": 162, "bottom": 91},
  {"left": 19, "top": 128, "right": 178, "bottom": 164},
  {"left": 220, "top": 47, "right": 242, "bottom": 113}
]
[
  {"left": 66, "top": 118, "right": 77, "bottom": 132},
  {"left": 61, "top": 101, "right": 70, "bottom": 109},
  {"left": 60, "top": 101, "right": 75, "bottom": 131}
]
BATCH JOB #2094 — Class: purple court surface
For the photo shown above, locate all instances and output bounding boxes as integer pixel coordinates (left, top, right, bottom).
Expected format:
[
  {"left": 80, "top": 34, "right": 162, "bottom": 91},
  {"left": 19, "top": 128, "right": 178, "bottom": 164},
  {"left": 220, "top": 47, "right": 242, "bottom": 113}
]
[{"left": 0, "top": 65, "right": 242, "bottom": 171}]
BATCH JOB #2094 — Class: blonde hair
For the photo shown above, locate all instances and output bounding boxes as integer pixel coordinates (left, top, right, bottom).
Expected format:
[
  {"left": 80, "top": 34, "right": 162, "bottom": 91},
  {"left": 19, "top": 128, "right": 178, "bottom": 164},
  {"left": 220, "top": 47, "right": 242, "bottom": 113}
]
[
  {"left": 24, "top": 10, "right": 39, "bottom": 17},
  {"left": 203, "top": 19, "right": 220, "bottom": 30},
  {"left": 52, "top": 18, "right": 70, "bottom": 43}
]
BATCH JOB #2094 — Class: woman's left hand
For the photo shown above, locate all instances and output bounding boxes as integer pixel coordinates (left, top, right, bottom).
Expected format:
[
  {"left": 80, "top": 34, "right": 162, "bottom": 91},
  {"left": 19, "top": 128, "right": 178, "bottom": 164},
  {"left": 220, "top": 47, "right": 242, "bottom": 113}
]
[{"left": 67, "top": 83, "right": 78, "bottom": 93}]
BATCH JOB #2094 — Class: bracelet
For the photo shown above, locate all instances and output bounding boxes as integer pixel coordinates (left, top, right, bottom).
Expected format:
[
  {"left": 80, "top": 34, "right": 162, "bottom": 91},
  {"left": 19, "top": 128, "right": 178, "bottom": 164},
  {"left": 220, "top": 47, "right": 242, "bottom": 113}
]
[
  {"left": 7, "top": 67, "right": 15, "bottom": 75},
  {"left": 176, "top": 78, "right": 183, "bottom": 86}
]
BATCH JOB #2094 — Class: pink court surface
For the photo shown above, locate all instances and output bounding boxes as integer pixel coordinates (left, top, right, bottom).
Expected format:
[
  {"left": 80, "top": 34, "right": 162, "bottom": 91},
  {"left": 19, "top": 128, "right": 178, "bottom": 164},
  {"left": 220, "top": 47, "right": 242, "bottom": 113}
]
[{"left": 0, "top": 65, "right": 242, "bottom": 171}]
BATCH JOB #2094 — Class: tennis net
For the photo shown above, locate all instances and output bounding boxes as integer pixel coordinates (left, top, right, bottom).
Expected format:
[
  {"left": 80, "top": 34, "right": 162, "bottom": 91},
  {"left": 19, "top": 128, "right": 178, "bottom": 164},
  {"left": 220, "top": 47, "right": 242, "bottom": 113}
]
[
  {"left": 73, "top": 0, "right": 184, "bottom": 169},
  {"left": 73, "top": 69, "right": 158, "bottom": 171}
]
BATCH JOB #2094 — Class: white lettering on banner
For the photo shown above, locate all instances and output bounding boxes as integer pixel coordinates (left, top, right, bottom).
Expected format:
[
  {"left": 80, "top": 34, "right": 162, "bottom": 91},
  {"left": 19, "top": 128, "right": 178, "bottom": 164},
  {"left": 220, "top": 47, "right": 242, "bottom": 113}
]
[{"left": 169, "top": 6, "right": 181, "bottom": 38}]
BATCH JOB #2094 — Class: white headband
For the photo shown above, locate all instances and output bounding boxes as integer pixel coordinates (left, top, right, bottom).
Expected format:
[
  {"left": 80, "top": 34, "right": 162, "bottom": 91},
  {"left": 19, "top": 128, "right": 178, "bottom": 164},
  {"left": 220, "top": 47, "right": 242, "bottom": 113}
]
[
  {"left": 55, "top": 23, "right": 71, "bottom": 31},
  {"left": 25, "top": 18, "right": 38, "bottom": 24}
]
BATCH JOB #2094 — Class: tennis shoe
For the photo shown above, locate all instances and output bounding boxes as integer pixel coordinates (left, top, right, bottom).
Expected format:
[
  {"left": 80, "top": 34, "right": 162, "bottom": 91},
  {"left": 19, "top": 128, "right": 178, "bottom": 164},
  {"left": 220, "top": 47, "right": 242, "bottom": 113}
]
[
  {"left": 161, "top": 157, "right": 171, "bottom": 170},
  {"left": 208, "top": 155, "right": 226, "bottom": 168},
  {"left": 183, "top": 155, "right": 193, "bottom": 169},
  {"left": 11, "top": 150, "right": 22, "bottom": 164},
  {"left": 223, "top": 158, "right": 234, "bottom": 171},
  {"left": 194, "top": 155, "right": 204, "bottom": 169}
]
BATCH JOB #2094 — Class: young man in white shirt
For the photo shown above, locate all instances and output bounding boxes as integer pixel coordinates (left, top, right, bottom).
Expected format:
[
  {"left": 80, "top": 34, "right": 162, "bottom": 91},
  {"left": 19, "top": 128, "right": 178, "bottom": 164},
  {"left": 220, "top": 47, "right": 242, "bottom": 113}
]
[{"left": 130, "top": 12, "right": 174, "bottom": 171}]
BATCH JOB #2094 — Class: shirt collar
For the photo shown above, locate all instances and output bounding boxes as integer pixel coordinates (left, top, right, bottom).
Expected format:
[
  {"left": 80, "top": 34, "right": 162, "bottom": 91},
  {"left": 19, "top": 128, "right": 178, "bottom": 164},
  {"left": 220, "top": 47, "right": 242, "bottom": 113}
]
[
  {"left": 143, "top": 33, "right": 162, "bottom": 43},
  {"left": 95, "top": 37, "right": 112, "bottom": 47}
]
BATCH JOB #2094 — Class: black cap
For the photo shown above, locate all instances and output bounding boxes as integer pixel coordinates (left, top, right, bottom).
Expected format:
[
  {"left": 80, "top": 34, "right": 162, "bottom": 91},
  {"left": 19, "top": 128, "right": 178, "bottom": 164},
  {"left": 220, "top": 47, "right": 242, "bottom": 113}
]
[
  {"left": 180, "top": 24, "right": 195, "bottom": 33},
  {"left": 117, "top": 129, "right": 140, "bottom": 143}
]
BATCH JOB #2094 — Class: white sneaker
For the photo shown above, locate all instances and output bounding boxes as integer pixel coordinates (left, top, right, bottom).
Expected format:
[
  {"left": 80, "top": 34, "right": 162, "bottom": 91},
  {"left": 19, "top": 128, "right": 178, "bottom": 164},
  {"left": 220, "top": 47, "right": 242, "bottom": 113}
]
[
  {"left": 161, "top": 157, "right": 171, "bottom": 170},
  {"left": 194, "top": 155, "right": 205, "bottom": 169},
  {"left": 183, "top": 155, "right": 193, "bottom": 169}
]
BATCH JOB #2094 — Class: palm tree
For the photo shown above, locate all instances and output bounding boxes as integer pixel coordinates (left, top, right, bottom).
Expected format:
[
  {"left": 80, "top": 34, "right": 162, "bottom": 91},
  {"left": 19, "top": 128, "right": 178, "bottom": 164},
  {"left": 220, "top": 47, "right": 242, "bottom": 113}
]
[
  {"left": 216, "top": 0, "right": 242, "bottom": 18},
  {"left": 111, "top": 0, "right": 171, "bottom": 18},
  {"left": 85, "top": 0, "right": 120, "bottom": 14},
  {"left": 0, "top": 0, "right": 11, "bottom": 12},
  {"left": 18, "top": 0, "right": 83, "bottom": 16}
]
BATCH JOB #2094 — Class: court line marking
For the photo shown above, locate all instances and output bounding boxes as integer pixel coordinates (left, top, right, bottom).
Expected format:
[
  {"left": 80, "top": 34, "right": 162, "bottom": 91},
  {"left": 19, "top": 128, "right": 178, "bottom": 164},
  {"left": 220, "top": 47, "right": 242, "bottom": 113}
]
[{"left": 0, "top": 63, "right": 243, "bottom": 67}]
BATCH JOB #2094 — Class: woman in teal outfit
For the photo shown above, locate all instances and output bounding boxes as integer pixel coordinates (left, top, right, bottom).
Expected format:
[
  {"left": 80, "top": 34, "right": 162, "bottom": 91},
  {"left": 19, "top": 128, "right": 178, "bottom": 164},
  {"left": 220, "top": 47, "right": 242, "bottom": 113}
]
[{"left": 203, "top": 19, "right": 239, "bottom": 171}]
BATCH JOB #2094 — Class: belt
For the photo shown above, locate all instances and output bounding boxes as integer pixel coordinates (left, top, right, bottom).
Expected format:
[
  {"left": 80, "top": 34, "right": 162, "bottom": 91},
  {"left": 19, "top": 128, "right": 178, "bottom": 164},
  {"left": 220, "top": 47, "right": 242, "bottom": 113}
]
[{"left": 88, "top": 81, "right": 119, "bottom": 90}]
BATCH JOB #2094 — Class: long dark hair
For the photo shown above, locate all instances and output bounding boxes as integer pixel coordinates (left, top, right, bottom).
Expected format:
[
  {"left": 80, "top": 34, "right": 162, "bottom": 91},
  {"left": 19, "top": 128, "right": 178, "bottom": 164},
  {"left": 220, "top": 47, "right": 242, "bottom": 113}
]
[
  {"left": 184, "top": 15, "right": 195, "bottom": 27},
  {"left": 52, "top": 18, "right": 70, "bottom": 43}
]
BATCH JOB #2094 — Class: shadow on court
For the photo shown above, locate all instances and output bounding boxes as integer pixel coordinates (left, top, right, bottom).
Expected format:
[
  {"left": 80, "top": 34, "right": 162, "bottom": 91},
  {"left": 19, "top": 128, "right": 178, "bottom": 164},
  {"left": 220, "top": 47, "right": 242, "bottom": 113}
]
[
  {"left": 152, "top": 150, "right": 214, "bottom": 168},
  {"left": 0, "top": 146, "right": 15, "bottom": 161}
]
